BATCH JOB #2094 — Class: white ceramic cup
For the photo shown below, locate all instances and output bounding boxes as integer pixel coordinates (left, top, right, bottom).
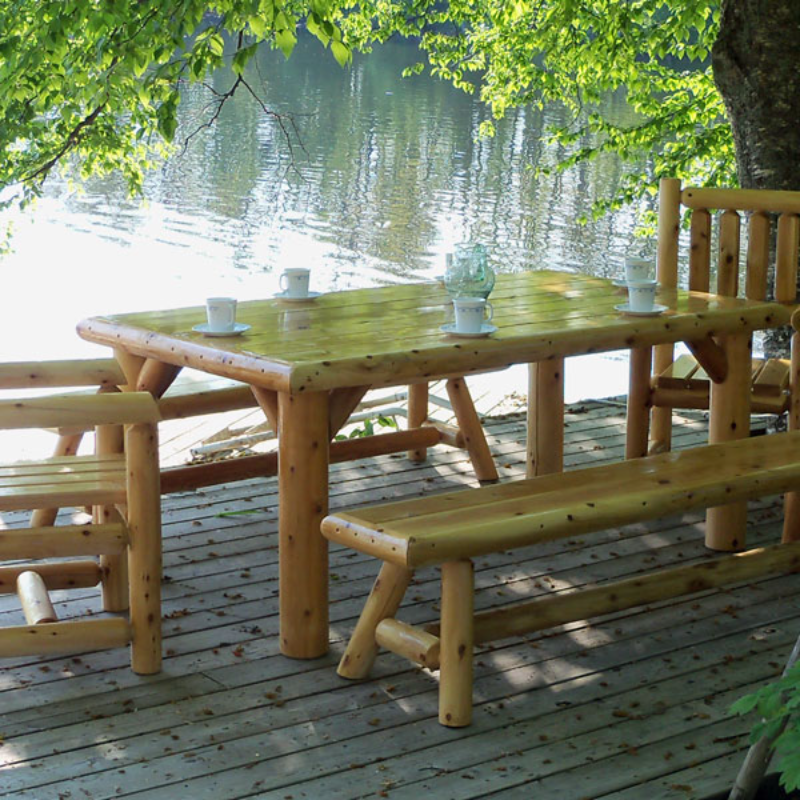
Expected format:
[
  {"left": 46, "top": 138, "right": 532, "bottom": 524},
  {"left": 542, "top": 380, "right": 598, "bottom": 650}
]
[
  {"left": 280, "top": 268, "right": 311, "bottom": 298},
  {"left": 624, "top": 257, "right": 654, "bottom": 283},
  {"left": 627, "top": 280, "right": 657, "bottom": 312},
  {"left": 206, "top": 297, "right": 237, "bottom": 331},
  {"left": 453, "top": 297, "right": 493, "bottom": 333}
]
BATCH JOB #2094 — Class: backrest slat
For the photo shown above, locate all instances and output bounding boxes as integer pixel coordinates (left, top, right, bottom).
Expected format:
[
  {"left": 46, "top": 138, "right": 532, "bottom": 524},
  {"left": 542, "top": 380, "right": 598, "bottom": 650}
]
[
  {"left": 683, "top": 187, "right": 800, "bottom": 215},
  {"left": 0, "top": 393, "right": 161, "bottom": 431},
  {"left": 745, "top": 212, "right": 770, "bottom": 301},
  {"left": 0, "top": 359, "right": 125, "bottom": 390},
  {"left": 776, "top": 213, "right": 800, "bottom": 303},
  {"left": 688, "top": 209, "right": 711, "bottom": 293},
  {"left": 717, "top": 210, "right": 741, "bottom": 297},
  {"left": 656, "top": 178, "right": 682, "bottom": 289}
]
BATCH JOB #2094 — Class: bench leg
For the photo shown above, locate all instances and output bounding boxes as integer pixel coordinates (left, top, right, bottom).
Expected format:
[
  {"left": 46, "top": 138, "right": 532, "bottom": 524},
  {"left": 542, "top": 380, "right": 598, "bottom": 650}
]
[
  {"left": 650, "top": 343, "right": 675, "bottom": 454},
  {"left": 96, "top": 420, "right": 128, "bottom": 612},
  {"left": 784, "top": 327, "right": 800, "bottom": 543},
  {"left": 338, "top": 562, "right": 413, "bottom": 679},
  {"left": 446, "top": 378, "right": 498, "bottom": 483},
  {"left": 439, "top": 559, "right": 474, "bottom": 727},
  {"left": 407, "top": 383, "right": 429, "bottom": 463},
  {"left": 527, "top": 360, "right": 564, "bottom": 477},
  {"left": 126, "top": 421, "right": 162, "bottom": 675},
  {"left": 707, "top": 333, "right": 751, "bottom": 551}
]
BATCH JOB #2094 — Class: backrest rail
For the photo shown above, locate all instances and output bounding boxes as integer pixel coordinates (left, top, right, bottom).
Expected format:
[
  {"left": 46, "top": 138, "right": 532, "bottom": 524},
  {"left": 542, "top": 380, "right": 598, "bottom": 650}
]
[
  {"left": 775, "top": 213, "right": 800, "bottom": 303},
  {"left": 688, "top": 209, "right": 711, "bottom": 292},
  {"left": 745, "top": 211, "right": 770, "bottom": 301},
  {"left": 682, "top": 187, "right": 800, "bottom": 214},
  {"left": 0, "top": 392, "right": 161, "bottom": 430},
  {"left": 0, "top": 359, "right": 125, "bottom": 390},
  {"left": 717, "top": 210, "right": 741, "bottom": 297}
]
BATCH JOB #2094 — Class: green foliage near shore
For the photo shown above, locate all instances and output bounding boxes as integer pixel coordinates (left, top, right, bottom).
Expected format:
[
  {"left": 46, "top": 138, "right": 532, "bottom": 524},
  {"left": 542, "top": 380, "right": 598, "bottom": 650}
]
[
  {"left": 731, "top": 662, "right": 800, "bottom": 792},
  {"left": 0, "top": 1, "right": 729, "bottom": 220}
]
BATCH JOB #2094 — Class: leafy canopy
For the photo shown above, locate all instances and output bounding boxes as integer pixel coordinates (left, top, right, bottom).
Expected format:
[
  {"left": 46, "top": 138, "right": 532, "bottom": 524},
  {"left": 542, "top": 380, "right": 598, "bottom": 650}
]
[
  {"left": 0, "top": 1, "right": 730, "bottom": 219},
  {"left": 0, "top": 0, "right": 351, "bottom": 209},
  {"left": 339, "top": 0, "right": 731, "bottom": 218}
]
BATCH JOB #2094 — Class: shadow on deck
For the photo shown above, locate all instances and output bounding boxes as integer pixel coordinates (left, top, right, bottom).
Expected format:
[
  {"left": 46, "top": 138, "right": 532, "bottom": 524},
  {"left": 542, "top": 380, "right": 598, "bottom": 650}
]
[{"left": 0, "top": 401, "right": 796, "bottom": 800}]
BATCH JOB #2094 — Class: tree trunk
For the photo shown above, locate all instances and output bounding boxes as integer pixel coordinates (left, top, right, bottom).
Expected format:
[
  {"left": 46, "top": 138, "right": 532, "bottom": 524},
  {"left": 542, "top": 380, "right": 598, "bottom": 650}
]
[
  {"left": 712, "top": 0, "right": 800, "bottom": 191},
  {"left": 713, "top": 1, "right": 800, "bottom": 358}
]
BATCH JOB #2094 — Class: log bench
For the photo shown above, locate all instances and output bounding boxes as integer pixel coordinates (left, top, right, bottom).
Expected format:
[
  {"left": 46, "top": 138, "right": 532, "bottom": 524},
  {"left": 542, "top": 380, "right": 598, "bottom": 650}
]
[
  {"left": 3, "top": 359, "right": 498, "bottom": 517},
  {"left": 322, "top": 432, "right": 800, "bottom": 727},
  {"left": 653, "top": 353, "right": 791, "bottom": 414},
  {"left": 0, "top": 389, "right": 162, "bottom": 672}
]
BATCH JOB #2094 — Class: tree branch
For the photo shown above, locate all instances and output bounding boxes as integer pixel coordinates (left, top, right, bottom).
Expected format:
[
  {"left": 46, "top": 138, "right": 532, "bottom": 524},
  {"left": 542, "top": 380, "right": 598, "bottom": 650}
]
[{"left": 22, "top": 102, "right": 107, "bottom": 185}]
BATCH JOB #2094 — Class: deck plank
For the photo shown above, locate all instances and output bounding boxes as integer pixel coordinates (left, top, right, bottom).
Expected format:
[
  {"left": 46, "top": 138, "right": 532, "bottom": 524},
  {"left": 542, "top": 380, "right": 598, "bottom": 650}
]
[{"left": 0, "top": 401, "right": 794, "bottom": 800}]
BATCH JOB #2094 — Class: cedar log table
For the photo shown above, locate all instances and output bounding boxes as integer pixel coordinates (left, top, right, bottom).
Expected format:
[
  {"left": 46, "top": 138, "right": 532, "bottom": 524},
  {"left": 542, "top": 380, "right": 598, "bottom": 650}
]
[{"left": 77, "top": 271, "right": 792, "bottom": 658}]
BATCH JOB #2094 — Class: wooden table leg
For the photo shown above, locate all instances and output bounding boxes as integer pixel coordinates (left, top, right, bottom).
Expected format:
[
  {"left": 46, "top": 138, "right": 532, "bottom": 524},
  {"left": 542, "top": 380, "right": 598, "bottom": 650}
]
[
  {"left": 136, "top": 359, "right": 182, "bottom": 397},
  {"left": 278, "top": 390, "right": 330, "bottom": 658},
  {"left": 251, "top": 386, "right": 280, "bottom": 433},
  {"left": 707, "top": 333, "right": 751, "bottom": 551},
  {"left": 446, "top": 378, "right": 498, "bottom": 483},
  {"left": 626, "top": 347, "right": 652, "bottom": 459},
  {"left": 527, "top": 359, "right": 564, "bottom": 478},
  {"left": 407, "top": 382, "right": 429, "bottom": 463},
  {"left": 328, "top": 386, "right": 370, "bottom": 437}
]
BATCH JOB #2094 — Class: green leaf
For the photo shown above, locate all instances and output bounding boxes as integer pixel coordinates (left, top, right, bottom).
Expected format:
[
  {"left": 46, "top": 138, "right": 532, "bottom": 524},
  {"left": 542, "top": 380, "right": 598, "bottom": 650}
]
[
  {"left": 275, "top": 29, "right": 296, "bottom": 59},
  {"left": 216, "top": 508, "right": 265, "bottom": 518},
  {"left": 208, "top": 33, "right": 225, "bottom": 57},
  {"left": 232, "top": 43, "right": 258, "bottom": 75},
  {"left": 730, "top": 694, "right": 760, "bottom": 716},
  {"left": 331, "top": 40, "right": 351, "bottom": 67}
]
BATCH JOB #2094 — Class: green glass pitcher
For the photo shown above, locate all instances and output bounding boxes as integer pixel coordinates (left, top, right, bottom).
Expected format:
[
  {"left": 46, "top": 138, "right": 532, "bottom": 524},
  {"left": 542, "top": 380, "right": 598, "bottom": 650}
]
[{"left": 444, "top": 242, "right": 496, "bottom": 299}]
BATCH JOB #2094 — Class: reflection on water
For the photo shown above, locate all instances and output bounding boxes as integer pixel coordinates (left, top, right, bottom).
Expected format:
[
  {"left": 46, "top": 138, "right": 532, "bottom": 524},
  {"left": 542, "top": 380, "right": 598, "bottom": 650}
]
[{"left": 1, "top": 36, "right": 647, "bottom": 361}]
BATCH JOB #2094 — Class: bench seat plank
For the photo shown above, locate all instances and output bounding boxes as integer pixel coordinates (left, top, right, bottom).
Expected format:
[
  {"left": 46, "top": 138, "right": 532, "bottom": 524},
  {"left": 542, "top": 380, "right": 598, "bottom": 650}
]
[
  {"left": 0, "top": 454, "right": 127, "bottom": 512},
  {"left": 654, "top": 354, "right": 791, "bottom": 404},
  {"left": 753, "top": 358, "right": 791, "bottom": 397},
  {"left": 0, "top": 454, "right": 124, "bottom": 478},
  {"left": 322, "top": 431, "right": 800, "bottom": 568},
  {"left": 655, "top": 353, "right": 704, "bottom": 390}
]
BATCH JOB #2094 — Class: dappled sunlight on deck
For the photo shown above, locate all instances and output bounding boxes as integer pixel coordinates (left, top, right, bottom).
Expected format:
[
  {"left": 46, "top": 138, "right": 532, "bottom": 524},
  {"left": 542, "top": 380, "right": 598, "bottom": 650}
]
[{"left": 0, "top": 402, "right": 796, "bottom": 798}]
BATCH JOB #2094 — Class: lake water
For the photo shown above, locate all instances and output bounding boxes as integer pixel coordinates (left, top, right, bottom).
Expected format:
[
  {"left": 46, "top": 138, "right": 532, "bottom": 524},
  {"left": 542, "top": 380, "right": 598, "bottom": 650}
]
[{"left": 2, "top": 36, "right": 648, "bottom": 400}]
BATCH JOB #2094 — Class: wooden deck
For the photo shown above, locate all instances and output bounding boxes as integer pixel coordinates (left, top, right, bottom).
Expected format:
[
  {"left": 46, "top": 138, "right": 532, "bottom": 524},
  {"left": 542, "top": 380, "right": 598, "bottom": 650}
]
[{"left": 1, "top": 402, "right": 797, "bottom": 800}]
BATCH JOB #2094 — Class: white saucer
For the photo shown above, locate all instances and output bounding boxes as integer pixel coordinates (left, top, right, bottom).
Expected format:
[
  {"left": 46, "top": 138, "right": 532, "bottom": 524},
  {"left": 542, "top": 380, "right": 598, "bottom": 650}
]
[
  {"left": 614, "top": 303, "right": 668, "bottom": 317},
  {"left": 612, "top": 278, "right": 658, "bottom": 288},
  {"left": 440, "top": 323, "right": 497, "bottom": 338},
  {"left": 192, "top": 322, "right": 251, "bottom": 336},
  {"left": 273, "top": 291, "right": 321, "bottom": 302}
]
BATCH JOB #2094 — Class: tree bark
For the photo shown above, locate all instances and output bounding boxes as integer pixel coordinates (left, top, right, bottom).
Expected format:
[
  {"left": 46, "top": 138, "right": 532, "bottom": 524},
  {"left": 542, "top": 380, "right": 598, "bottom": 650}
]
[{"left": 712, "top": 0, "right": 800, "bottom": 191}]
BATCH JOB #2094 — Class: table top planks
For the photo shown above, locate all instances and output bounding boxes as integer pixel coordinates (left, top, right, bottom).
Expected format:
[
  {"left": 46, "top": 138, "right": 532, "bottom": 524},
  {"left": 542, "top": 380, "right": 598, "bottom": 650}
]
[{"left": 77, "top": 271, "right": 793, "bottom": 392}]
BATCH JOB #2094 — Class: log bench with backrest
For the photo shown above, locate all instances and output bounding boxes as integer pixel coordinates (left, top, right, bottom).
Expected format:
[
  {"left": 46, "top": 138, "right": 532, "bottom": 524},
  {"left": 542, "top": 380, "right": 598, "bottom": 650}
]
[
  {"left": 629, "top": 180, "right": 800, "bottom": 458},
  {"left": 7, "top": 359, "right": 498, "bottom": 511},
  {"left": 322, "top": 432, "right": 800, "bottom": 727},
  {"left": 0, "top": 362, "right": 162, "bottom": 673}
]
